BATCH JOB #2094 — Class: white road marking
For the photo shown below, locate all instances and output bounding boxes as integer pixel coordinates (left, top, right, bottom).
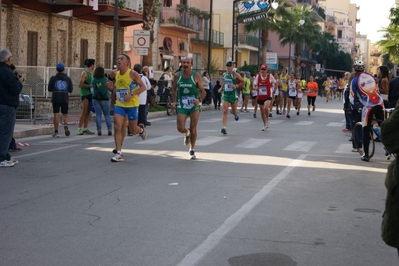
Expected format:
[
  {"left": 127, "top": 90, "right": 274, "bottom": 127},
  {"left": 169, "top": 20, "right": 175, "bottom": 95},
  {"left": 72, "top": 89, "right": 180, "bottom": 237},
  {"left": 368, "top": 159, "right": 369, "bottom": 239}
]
[
  {"left": 235, "top": 138, "right": 272, "bottom": 149},
  {"left": 326, "top": 122, "right": 344, "bottom": 127},
  {"left": 195, "top": 136, "right": 227, "bottom": 146},
  {"left": 176, "top": 154, "right": 307, "bottom": 266},
  {"left": 283, "top": 141, "right": 317, "bottom": 152},
  {"left": 269, "top": 120, "right": 284, "bottom": 125},
  {"left": 136, "top": 135, "right": 181, "bottom": 145},
  {"left": 40, "top": 134, "right": 97, "bottom": 144},
  {"left": 335, "top": 143, "right": 354, "bottom": 153},
  {"left": 294, "top": 121, "right": 314, "bottom": 126},
  {"left": 11, "top": 145, "right": 80, "bottom": 158}
]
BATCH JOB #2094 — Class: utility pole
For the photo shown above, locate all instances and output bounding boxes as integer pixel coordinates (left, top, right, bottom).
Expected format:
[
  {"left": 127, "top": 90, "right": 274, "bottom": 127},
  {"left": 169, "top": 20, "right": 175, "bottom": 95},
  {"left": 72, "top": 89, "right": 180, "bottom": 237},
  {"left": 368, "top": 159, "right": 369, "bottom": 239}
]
[
  {"left": 207, "top": 0, "right": 213, "bottom": 75},
  {"left": 113, "top": 0, "right": 119, "bottom": 69}
]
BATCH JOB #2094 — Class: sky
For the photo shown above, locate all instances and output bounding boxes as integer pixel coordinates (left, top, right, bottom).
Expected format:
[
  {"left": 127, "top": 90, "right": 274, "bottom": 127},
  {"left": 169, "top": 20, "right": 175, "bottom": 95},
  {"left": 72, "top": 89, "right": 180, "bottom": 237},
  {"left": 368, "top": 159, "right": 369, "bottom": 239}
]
[{"left": 350, "top": 0, "right": 395, "bottom": 43}]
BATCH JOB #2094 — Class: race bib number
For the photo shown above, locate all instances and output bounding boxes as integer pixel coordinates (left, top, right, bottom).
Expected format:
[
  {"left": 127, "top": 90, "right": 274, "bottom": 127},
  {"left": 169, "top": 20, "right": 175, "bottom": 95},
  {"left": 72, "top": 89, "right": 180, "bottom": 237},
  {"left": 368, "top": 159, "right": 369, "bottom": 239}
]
[
  {"left": 309, "top": 89, "right": 314, "bottom": 94},
  {"left": 289, "top": 87, "right": 297, "bottom": 97},
  {"left": 259, "top": 86, "right": 267, "bottom": 96},
  {"left": 116, "top": 89, "right": 128, "bottom": 102},
  {"left": 224, "top": 81, "right": 233, "bottom": 92},
  {"left": 182, "top": 95, "right": 196, "bottom": 109}
]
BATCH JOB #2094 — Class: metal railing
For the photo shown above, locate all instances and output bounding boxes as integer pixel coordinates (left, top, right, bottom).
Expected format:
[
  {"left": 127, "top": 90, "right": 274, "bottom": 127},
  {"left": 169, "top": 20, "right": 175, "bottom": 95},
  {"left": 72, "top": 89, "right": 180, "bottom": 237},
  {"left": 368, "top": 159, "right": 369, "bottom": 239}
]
[
  {"left": 160, "top": 8, "right": 203, "bottom": 31},
  {"left": 238, "top": 35, "right": 260, "bottom": 47},
  {"left": 15, "top": 66, "right": 113, "bottom": 98},
  {"left": 193, "top": 29, "right": 224, "bottom": 46},
  {"left": 99, "top": 0, "right": 143, "bottom": 12}
]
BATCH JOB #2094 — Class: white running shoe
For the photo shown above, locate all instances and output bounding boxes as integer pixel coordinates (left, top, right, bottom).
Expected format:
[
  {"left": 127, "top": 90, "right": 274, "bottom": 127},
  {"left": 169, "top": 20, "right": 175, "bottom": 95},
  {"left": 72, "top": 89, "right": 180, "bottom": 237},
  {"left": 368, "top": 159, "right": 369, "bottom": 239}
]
[
  {"left": 189, "top": 149, "right": 196, "bottom": 160},
  {"left": 261, "top": 126, "right": 266, "bottom": 131},
  {"left": 266, "top": 121, "right": 270, "bottom": 128},
  {"left": 111, "top": 153, "right": 124, "bottom": 162},
  {"left": 0, "top": 160, "right": 14, "bottom": 167}
]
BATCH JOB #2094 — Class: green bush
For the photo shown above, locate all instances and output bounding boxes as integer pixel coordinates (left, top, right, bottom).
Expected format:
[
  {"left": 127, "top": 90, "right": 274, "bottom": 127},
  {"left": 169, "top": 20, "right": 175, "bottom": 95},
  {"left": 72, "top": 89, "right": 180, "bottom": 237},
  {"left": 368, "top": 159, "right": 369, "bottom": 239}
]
[{"left": 149, "top": 105, "right": 166, "bottom": 112}]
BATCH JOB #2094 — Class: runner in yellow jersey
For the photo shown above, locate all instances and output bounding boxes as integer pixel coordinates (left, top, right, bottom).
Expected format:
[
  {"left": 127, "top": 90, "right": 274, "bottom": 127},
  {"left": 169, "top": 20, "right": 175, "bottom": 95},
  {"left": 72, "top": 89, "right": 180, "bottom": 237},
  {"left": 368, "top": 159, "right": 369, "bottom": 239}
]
[
  {"left": 106, "top": 54, "right": 147, "bottom": 162},
  {"left": 278, "top": 67, "right": 288, "bottom": 115}
]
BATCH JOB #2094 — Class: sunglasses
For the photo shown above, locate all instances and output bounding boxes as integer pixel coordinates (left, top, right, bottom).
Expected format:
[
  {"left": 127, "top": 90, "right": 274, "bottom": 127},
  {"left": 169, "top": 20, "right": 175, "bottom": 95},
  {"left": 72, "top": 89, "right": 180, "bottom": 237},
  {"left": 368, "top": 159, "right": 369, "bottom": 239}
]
[{"left": 261, "top": 68, "right": 266, "bottom": 70}]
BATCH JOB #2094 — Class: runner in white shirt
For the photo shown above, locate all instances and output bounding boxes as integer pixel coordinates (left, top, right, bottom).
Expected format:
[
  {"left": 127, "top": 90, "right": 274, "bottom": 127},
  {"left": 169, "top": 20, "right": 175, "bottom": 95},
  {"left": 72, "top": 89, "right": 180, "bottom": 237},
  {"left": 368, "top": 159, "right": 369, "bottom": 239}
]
[{"left": 286, "top": 73, "right": 299, "bottom": 119}]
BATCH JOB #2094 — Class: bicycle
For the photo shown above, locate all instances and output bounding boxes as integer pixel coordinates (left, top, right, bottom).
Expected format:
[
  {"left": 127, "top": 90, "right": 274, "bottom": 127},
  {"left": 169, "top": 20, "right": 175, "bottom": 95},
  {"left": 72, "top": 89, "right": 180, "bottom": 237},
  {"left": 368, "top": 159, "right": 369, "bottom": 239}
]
[
  {"left": 156, "top": 85, "right": 175, "bottom": 116},
  {"left": 353, "top": 107, "right": 396, "bottom": 160}
]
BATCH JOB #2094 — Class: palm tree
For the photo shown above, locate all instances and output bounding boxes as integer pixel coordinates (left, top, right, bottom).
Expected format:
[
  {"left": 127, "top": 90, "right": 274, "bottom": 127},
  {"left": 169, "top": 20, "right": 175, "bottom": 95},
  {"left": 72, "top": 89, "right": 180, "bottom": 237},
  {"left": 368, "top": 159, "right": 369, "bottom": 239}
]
[
  {"left": 275, "top": 5, "right": 321, "bottom": 74},
  {"left": 243, "top": 0, "right": 292, "bottom": 64},
  {"left": 142, "top": 0, "right": 160, "bottom": 67},
  {"left": 312, "top": 31, "right": 338, "bottom": 71},
  {"left": 377, "top": 26, "right": 399, "bottom": 64}
]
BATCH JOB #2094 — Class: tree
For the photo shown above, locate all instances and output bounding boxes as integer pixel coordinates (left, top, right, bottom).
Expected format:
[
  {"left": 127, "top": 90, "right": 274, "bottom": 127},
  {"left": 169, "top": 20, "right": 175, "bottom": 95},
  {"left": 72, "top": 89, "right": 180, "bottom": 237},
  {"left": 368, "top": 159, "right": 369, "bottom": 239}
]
[
  {"left": 312, "top": 31, "right": 338, "bottom": 70},
  {"left": 142, "top": 0, "right": 160, "bottom": 67},
  {"left": 274, "top": 5, "right": 321, "bottom": 74},
  {"left": 377, "top": 6, "right": 399, "bottom": 64},
  {"left": 242, "top": 0, "right": 292, "bottom": 64}
]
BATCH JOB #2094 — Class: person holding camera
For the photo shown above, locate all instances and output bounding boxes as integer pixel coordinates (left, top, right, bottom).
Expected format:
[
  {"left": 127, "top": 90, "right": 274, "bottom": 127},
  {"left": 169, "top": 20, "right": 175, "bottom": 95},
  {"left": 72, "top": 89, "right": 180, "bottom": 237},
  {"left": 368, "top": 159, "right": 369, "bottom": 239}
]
[{"left": 0, "top": 48, "right": 23, "bottom": 167}]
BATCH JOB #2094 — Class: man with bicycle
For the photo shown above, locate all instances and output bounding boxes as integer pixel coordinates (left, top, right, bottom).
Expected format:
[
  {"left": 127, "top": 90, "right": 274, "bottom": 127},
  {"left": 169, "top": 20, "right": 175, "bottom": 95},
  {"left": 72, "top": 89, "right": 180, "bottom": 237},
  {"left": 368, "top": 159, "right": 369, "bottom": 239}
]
[{"left": 350, "top": 60, "right": 384, "bottom": 162}]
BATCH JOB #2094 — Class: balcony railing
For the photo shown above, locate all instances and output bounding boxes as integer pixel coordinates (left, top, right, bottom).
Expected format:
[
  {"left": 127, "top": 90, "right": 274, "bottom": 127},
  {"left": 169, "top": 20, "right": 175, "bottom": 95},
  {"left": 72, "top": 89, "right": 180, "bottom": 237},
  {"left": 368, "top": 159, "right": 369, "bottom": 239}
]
[
  {"left": 312, "top": 4, "right": 326, "bottom": 21},
  {"left": 297, "top": 0, "right": 312, "bottom": 4},
  {"left": 99, "top": 0, "right": 143, "bottom": 12},
  {"left": 192, "top": 29, "right": 224, "bottom": 46},
  {"left": 160, "top": 8, "right": 202, "bottom": 33},
  {"left": 238, "top": 35, "right": 260, "bottom": 47}
]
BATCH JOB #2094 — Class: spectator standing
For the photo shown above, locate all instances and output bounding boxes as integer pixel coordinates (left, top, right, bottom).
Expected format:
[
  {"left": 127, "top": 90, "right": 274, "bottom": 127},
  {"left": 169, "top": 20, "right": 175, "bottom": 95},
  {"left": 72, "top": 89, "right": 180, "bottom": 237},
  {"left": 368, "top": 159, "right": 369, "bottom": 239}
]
[
  {"left": 92, "top": 66, "right": 112, "bottom": 136},
  {"left": 202, "top": 71, "right": 211, "bottom": 105},
  {"left": 134, "top": 64, "right": 151, "bottom": 127},
  {"left": 9, "top": 137, "right": 21, "bottom": 152},
  {"left": 380, "top": 98, "right": 399, "bottom": 259},
  {"left": 377, "top": 65, "right": 390, "bottom": 104},
  {"left": 47, "top": 63, "right": 74, "bottom": 137},
  {"left": 388, "top": 74, "right": 399, "bottom": 108},
  {"left": 142, "top": 66, "right": 152, "bottom": 126},
  {"left": 342, "top": 72, "right": 351, "bottom": 132},
  {"left": 0, "top": 48, "right": 23, "bottom": 167},
  {"left": 77, "top": 58, "right": 96, "bottom": 135},
  {"left": 213, "top": 80, "right": 222, "bottom": 110}
]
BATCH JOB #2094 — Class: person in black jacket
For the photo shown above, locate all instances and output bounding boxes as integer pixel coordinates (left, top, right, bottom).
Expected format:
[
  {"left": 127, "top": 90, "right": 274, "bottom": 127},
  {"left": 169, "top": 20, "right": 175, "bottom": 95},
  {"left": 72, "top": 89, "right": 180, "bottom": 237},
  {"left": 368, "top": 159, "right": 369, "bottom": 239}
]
[
  {"left": 388, "top": 76, "right": 399, "bottom": 108},
  {"left": 48, "top": 63, "right": 73, "bottom": 138},
  {"left": 342, "top": 72, "right": 351, "bottom": 132},
  {"left": 0, "top": 48, "right": 23, "bottom": 167}
]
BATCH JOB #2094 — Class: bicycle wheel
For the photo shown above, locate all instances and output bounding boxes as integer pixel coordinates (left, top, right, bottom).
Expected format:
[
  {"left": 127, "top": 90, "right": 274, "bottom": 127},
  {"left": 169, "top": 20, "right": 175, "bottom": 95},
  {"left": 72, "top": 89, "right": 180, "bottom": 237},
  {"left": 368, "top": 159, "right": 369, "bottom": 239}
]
[
  {"left": 368, "top": 130, "right": 375, "bottom": 159},
  {"left": 353, "top": 122, "right": 363, "bottom": 156},
  {"left": 166, "top": 96, "right": 173, "bottom": 116}
]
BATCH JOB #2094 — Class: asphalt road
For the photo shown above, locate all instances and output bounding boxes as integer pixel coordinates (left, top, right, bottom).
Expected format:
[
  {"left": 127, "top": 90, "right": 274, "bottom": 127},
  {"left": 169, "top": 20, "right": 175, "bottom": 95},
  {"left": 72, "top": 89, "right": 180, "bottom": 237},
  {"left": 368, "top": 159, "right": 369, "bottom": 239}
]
[{"left": 1, "top": 98, "right": 397, "bottom": 266}]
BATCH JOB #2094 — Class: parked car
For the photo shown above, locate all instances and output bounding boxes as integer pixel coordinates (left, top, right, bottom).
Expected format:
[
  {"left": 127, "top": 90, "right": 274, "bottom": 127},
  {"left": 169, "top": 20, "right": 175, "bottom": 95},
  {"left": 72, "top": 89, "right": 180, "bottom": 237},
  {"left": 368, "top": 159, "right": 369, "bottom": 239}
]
[{"left": 16, "top": 94, "right": 35, "bottom": 119}]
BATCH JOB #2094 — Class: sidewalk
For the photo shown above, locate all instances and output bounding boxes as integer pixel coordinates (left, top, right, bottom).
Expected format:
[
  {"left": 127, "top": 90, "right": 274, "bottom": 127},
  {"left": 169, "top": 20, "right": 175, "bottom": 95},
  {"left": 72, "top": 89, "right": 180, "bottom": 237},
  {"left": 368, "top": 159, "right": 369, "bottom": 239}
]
[{"left": 13, "top": 105, "right": 215, "bottom": 139}]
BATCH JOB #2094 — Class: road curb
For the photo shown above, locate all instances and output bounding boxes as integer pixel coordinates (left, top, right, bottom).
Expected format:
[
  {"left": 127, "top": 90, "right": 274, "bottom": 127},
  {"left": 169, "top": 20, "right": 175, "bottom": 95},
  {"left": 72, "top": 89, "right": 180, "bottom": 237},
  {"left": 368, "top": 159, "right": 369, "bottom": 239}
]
[{"left": 14, "top": 105, "right": 215, "bottom": 138}]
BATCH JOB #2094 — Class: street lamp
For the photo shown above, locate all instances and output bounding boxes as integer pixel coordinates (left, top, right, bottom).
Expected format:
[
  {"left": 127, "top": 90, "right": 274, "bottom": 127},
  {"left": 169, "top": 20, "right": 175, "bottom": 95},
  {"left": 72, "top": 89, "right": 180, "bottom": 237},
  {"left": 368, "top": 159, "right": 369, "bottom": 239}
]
[{"left": 288, "top": 18, "right": 305, "bottom": 73}]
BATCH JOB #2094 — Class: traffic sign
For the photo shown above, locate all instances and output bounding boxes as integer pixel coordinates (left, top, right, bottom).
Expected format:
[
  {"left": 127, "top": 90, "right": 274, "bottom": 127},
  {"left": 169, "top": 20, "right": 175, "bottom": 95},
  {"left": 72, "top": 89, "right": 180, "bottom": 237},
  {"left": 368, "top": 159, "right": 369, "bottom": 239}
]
[
  {"left": 135, "top": 48, "right": 148, "bottom": 56},
  {"left": 133, "top": 30, "right": 150, "bottom": 48}
]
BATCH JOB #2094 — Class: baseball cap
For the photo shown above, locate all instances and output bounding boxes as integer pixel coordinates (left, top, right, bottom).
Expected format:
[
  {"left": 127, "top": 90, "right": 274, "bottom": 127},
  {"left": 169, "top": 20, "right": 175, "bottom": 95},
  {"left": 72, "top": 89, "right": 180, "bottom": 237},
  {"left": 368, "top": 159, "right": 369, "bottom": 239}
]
[
  {"left": 260, "top": 64, "right": 267, "bottom": 69},
  {"left": 226, "top": 61, "right": 234, "bottom": 67},
  {"left": 56, "top": 63, "right": 65, "bottom": 72}
]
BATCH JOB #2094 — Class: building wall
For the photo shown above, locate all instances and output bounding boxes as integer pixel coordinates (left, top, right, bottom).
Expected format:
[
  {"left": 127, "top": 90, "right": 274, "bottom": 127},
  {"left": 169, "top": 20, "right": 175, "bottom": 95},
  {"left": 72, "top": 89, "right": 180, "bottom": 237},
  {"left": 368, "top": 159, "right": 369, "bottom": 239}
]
[{"left": 1, "top": 4, "right": 121, "bottom": 68}]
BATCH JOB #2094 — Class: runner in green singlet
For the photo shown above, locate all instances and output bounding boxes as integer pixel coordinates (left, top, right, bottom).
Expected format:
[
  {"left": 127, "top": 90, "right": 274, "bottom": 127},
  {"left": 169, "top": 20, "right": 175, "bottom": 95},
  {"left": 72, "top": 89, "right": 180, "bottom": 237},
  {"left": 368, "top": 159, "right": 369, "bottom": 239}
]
[
  {"left": 171, "top": 57, "right": 206, "bottom": 159},
  {"left": 220, "top": 61, "right": 244, "bottom": 135}
]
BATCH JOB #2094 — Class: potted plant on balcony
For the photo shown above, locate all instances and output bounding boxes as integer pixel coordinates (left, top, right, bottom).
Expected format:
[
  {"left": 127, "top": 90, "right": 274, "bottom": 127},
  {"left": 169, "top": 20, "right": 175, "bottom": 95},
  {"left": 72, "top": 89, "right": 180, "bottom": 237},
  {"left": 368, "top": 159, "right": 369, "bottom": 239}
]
[
  {"left": 118, "top": 0, "right": 126, "bottom": 9},
  {"left": 138, "top": 4, "right": 143, "bottom": 13},
  {"left": 176, "top": 4, "right": 187, "bottom": 12},
  {"left": 200, "top": 11, "right": 210, "bottom": 20},
  {"left": 168, "top": 17, "right": 180, "bottom": 24}
]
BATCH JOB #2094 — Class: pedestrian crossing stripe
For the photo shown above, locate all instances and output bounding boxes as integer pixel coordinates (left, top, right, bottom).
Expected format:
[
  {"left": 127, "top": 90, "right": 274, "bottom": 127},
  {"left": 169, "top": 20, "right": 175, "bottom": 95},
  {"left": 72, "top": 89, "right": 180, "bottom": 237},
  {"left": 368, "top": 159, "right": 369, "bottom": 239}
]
[
  {"left": 294, "top": 121, "right": 314, "bottom": 126},
  {"left": 15, "top": 134, "right": 362, "bottom": 154},
  {"left": 327, "top": 122, "right": 344, "bottom": 127},
  {"left": 283, "top": 141, "right": 317, "bottom": 152},
  {"left": 196, "top": 136, "right": 226, "bottom": 146},
  {"left": 235, "top": 138, "right": 272, "bottom": 149},
  {"left": 136, "top": 135, "right": 181, "bottom": 145}
]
